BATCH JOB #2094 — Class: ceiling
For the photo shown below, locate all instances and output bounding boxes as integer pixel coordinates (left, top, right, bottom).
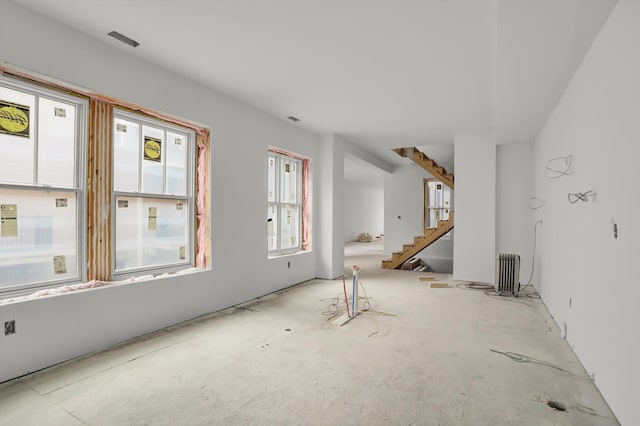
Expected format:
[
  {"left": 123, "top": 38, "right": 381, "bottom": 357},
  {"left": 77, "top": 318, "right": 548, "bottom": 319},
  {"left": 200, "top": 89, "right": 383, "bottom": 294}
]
[
  {"left": 344, "top": 143, "right": 453, "bottom": 188},
  {"left": 11, "top": 0, "right": 617, "bottom": 172}
]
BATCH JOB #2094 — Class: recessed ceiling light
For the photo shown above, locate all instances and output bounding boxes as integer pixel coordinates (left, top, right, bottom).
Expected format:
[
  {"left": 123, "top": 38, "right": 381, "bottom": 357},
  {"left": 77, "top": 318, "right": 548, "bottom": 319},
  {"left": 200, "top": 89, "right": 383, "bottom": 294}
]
[
  {"left": 287, "top": 116, "right": 300, "bottom": 122},
  {"left": 108, "top": 31, "right": 140, "bottom": 48}
]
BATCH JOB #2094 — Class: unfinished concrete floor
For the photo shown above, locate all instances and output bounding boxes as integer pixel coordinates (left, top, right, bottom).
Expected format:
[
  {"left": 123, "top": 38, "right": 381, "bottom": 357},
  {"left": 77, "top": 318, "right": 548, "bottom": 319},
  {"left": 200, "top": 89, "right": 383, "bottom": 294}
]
[{"left": 0, "top": 240, "right": 618, "bottom": 425}]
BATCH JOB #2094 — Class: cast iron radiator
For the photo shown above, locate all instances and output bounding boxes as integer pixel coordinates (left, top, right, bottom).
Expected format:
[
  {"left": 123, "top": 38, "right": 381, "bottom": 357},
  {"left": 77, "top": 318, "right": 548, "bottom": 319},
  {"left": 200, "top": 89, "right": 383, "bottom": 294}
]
[{"left": 495, "top": 253, "right": 520, "bottom": 295}]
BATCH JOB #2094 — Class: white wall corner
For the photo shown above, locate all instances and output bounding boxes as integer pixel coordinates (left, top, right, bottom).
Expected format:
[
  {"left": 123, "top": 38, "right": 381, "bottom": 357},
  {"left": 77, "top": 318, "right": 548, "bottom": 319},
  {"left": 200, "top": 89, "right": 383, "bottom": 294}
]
[
  {"left": 453, "top": 132, "right": 496, "bottom": 283},
  {"left": 316, "top": 134, "right": 345, "bottom": 279}
]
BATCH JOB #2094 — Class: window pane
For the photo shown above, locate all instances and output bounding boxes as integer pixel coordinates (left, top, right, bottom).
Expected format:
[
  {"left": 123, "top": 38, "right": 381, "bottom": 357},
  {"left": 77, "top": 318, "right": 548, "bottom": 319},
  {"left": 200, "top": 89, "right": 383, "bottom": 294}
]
[
  {"left": 267, "top": 155, "right": 276, "bottom": 202},
  {"left": 0, "top": 87, "right": 35, "bottom": 184},
  {"left": 280, "top": 204, "right": 299, "bottom": 250},
  {"left": 0, "top": 189, "right": 78, "bottom": 288},
  {"left": 280, "top": 158, "right": 299, "bottom": 203},
  {"left": 166, "top": 131, "right": 187, "bottom": 196},
  {"left": 115, "top": 196, "right": 188, "bottom": 271},
  {"left": 38, "top": 97, "right": 76, "bottom": 187},
  {"left": 442, "top": 185, "right": 451, "bottom": 220},
  {"left": 427, "top": 181, "right": 437, "bottom": 228},
  {"left": 113, "top": 118, "right": 140, "bottom": 192},
  {"left": 427, "top": 181, "right": 451, "bottom": 228},
  {"left": 267, "top": 203, "right": 277, "bottom": 252},
  {"left": 141, "top": 126, "right": 164, "bottom": 194}
]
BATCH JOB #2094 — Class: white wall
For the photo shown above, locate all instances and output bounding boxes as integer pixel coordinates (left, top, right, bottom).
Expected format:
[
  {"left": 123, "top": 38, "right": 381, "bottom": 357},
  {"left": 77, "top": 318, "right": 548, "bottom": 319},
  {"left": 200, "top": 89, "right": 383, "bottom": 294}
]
[
  {"left": 384, "top": 165, "right": 425, "bottom": 256},
  {"left": 416, "top": 234, "right": 453, "bottom": 274},
  {"left": 496, "top": 143, "right": 534, "bottom": 284},
  {"left": 533, "top": 2, "right": 640, "bottom": 424},
  {"left": 317, "top": 134, "right": 344, "bottom": 279},
  {"left": 453, "top": 132, "right": 496, "bottom": 283},
  {"left": 0, "top": 3, "right": 320, "bottom": 382},
  {"left": 383, "top": 164, "right": 454, "bottom": 273},
  {"left": 343, "top": 183, "right": 383, "bottom": 242}
]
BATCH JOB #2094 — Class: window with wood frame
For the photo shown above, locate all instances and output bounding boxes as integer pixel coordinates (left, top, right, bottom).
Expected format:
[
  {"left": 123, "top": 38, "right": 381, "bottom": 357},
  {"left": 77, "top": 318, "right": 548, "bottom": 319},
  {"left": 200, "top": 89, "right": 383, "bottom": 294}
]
[
  {"left": 424, "top": 178, "right": 452, "bottom": 236},
  {"left": 0, "top": 70, "right": 210, "bottom": 298},
  {"left": 0, "top": 75, "right": 87, "bottom": 294},
  {"left": 113, "top": 109, "right": 195, "bottom": 276},
  {"left": 267, "top": 148, "right": 310, "bottom": 256}
]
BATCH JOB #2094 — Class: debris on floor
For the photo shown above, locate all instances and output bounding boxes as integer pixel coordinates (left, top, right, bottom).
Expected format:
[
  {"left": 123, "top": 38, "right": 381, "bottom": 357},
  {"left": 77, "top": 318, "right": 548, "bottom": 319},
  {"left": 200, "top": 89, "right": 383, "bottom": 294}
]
[
  {"left": 418, "top": 276, "right": 436, "bottom": 281},
  {"left": 399, "top": 257, "right": 433, "bottom": 272},
  {"left": 356, "top": 232, "right": 373, "bottom": 242},
  {"left": 547, "top": 400, "right": 567, "bottom": 411}
]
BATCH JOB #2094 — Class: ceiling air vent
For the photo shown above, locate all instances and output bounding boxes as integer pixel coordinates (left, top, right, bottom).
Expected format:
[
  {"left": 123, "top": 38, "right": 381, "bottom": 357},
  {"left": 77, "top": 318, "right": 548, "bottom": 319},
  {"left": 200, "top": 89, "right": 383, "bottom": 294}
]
[{"left": 108, "top": 31, "right": 140, "bottom": 48}]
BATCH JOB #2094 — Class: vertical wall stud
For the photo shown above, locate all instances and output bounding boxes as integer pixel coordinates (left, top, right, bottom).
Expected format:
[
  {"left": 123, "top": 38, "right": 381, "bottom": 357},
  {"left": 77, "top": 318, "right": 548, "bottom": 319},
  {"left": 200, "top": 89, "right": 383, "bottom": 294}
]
[{"left": 87, "top": 99, "right": 113, "bottom": 281}]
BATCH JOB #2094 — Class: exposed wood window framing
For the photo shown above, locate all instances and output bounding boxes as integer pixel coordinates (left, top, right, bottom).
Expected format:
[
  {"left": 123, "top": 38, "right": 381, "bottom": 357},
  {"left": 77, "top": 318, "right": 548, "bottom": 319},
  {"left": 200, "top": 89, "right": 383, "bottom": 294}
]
[
  {"left": 0, "top": 74, "right": 88, "bottom": 294},
  {"left": 0, "top": 65, "right": 210, "bottom": 297},
  {"left": 195, "top": 131, "right": 211, "bottom": 268},
  {"left": 88, "top": 99, "right": 113, "bottom": 281},
  {"left": 267, "top": 147, "right": 311, "bottom": 256}
]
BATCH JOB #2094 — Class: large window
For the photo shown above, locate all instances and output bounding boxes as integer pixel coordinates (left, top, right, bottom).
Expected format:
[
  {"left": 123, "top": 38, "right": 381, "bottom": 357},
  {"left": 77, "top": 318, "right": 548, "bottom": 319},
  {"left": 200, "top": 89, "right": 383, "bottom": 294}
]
[
  {"left": 0, "top": 76, "right": 87, "bottom": 292},
  {"left": 113, "top": 110, "right": 195, "bottom": 275},
  {"left": 0, "top": 71, "right": 208, "bottom": 298},
  {"left": 268, "top": 151, "right": 303, "bottom": 255}
]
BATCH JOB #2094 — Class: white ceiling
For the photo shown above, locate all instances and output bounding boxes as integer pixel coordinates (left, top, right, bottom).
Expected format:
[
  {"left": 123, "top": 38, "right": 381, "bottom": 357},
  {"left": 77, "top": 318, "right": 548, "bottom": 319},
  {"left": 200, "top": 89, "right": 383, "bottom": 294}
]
[{"left": 11, "top": 0, "right": 617, "bottom": 171}]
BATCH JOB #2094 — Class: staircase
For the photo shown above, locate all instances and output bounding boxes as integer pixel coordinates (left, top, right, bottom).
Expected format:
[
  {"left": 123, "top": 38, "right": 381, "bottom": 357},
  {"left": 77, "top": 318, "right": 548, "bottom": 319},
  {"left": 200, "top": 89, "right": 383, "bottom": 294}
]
[
  {"left": 382, "top": 212, "right": 454, "bottom": 269},
  {"left": 382, "top": 147, "right": 454, "bottom": 270},
  {"left": 392, "top": 147, "right": 454, "bottom": 189}
]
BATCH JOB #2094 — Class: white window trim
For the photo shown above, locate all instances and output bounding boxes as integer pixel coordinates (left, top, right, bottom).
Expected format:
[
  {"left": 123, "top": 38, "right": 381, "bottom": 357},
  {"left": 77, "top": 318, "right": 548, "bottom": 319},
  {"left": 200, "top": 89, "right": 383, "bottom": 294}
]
[
  {"left": 425, "top": 178, "right": 452, "bottom": 240},
  {"left": 111, "top": 108, "right": 196, "bottom": 279},
  {"left": 268, "top": 151, "right": 302, "bottom": 256},
  {"left": 0, "top": 75, "right": 88, "bottom": 297}
]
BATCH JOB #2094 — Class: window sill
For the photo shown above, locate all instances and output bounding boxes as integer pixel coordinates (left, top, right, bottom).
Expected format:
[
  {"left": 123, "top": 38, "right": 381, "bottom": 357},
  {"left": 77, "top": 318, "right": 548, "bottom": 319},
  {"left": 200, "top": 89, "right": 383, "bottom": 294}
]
[
  {"left": 268, "top": 249, "right": 311, "bottom": 260},
  {"left": 0, "top": 266, "right": 207, "bottom": 305}
]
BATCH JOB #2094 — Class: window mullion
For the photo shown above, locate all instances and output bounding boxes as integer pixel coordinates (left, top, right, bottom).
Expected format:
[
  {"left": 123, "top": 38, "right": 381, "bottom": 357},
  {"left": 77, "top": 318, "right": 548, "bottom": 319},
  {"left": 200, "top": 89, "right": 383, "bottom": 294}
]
[
  {"left": 275, "top": 156, "right": 280, "bottom": 252},
  {"left": 137, "top": 124, "right": 143, "bottom": 193},
  {"left": 32, "top": 95, "right": 39, "bottom": 184},
  {"left": 76, "top": 98, "right": 87, "bottom": 283},
  {"left": 112, "top": 191, "right": 188, "bottom": 201},
  {"left": 162, "top": 129, "right": 167, "bottom": 195},
  {"left": 188, "top": 133, "right": 195, "bottom": 262},
  {"left": 297, "top": 159, "right": 302, "bottom": 250}
]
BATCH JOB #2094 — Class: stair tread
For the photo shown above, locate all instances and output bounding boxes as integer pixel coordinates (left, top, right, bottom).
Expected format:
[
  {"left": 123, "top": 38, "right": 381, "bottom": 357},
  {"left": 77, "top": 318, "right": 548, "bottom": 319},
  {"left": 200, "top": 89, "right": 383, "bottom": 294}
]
[
  {"left": 385, "top": 146, "right": 456, "bottom": 269},
  {"left": 392, "top": 146, "right": 454, "bottom": 188}
]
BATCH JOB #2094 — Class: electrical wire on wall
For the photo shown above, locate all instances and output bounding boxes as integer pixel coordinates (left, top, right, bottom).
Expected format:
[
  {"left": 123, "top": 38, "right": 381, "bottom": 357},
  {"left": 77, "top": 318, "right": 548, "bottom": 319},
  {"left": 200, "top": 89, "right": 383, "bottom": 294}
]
[
  {"left": 528, "top": 197, "right": 546, "bottom": 210},
  {"left": 567, "top": 190, "right": 595, "bottom": 204},
  {"left": 545, "top": 154, "right": 574, "bottom": 178},
  {"left": 458, "top": 219, "right": 543, "bottom": 300},
  {"left": 456, "top": 219, "right": 543, "bottom": 303},
  {"left": 520, "top": 220, "right": 543, "bottom": 292}
]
